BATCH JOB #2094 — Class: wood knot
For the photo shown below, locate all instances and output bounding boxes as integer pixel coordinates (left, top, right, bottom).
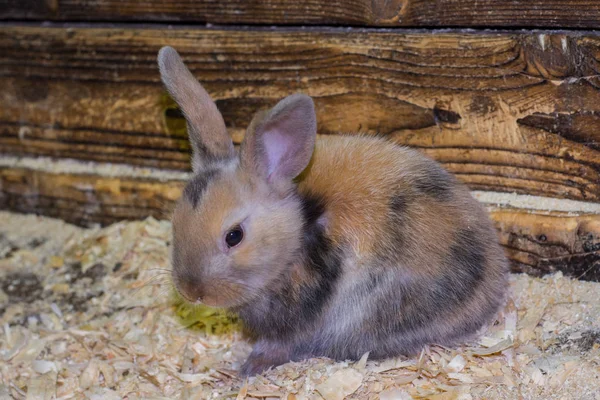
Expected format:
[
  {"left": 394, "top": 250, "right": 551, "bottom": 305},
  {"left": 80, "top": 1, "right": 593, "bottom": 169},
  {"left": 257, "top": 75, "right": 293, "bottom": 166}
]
[
  {"left": 520, "top": 34, "right": 591, "bottom": 80},
  {"left": 161, "top": 92, "right": 188, "bottom": 139},
  {"left": 433, "top": 105, "right": 461, "bottom": 125},
  {"left": 517, "top": 111, "right": 600, "bottom": 151},
  {"left": 17, "top": 80, "right": 49, "bottom": 102},
  {"left": 371, "top": 0, "right": 407, "bottom": 22}
]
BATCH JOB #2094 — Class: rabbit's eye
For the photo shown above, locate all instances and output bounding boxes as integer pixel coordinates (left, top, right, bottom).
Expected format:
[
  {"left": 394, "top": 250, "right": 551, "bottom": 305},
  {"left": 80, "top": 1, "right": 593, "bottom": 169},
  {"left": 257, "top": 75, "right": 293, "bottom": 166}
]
[{"left": 225, "top": 226, "right": 244, "bottom": 248}]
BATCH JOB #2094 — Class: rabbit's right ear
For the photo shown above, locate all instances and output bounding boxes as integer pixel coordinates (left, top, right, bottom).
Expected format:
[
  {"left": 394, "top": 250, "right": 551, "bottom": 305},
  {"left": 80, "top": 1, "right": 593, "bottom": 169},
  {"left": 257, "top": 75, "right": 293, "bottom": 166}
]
[
  {"left": 240, "top": 94, "right": 316, "bottom": 186},
  {"left": 158, "top": 46, "right": 234, "bottom": 171}
]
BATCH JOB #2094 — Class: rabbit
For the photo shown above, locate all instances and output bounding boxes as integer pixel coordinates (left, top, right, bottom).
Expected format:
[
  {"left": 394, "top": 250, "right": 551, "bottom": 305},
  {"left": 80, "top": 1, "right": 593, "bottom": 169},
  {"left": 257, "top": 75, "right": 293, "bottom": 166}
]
[{"left": 158, "top": 46, "right": 509, "bottom": 377}]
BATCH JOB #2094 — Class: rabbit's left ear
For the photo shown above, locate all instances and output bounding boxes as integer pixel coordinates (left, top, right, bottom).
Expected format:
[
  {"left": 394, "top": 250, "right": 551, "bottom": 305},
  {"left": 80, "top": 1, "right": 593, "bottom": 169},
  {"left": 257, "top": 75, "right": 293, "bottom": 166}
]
[
  {"left": 158, "top": 46, "right": 234, "bottom": 171},
  {"left": 240, "top": 94, "right": 317, "bottom": 183}
]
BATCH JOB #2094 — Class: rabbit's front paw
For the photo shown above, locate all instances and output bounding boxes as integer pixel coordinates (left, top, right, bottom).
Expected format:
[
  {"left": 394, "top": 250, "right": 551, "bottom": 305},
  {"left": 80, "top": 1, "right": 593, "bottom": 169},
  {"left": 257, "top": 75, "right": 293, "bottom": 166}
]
[{"left": 239, "top": 340, "right": 293, "bottom": 377}]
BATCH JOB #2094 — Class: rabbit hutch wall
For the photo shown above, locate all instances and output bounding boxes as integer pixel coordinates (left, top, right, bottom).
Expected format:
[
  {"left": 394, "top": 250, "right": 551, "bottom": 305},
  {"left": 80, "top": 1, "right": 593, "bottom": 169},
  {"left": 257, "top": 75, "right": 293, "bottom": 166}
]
[{"left": 1, "top": 1, "right": 600, "bottom": 399}]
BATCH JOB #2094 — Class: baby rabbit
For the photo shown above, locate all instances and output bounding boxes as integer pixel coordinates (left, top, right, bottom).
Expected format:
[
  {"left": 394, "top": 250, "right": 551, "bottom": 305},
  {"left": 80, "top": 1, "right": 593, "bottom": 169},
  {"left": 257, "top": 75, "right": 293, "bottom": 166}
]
[{"left": 158, "top": 46, "right": 509, "bottom": 377}]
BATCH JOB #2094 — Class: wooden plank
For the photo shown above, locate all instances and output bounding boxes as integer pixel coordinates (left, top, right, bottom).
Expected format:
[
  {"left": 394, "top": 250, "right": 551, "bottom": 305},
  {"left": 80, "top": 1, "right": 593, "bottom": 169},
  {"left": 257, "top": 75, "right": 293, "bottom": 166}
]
[
  {"left": 0, "top": 166, "right": 183, "bottom": 226},
  {"left": 2, "top": 0, "right": 600, "bottom": 28},
  {"left": 1, "top": 165, "right": 598, "bottom": 280},
  {"left": 490, "top": 208, "right": 600, "bottom": 281},
  {"left": 1, "top": 26, "right": 600, "bottom": 201}
]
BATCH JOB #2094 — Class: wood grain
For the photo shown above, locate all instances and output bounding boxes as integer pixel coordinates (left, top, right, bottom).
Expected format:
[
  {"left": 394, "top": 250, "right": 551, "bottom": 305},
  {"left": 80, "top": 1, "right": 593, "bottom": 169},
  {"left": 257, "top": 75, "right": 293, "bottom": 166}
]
[
  {"left": 490, "top": 208, "right": 600, "bottom": 281},
  {"left": 2, "top": 0, "right": 600, "bottom": 28},
  {"left": 0, "top": 167, "right": 183, "bottom": 226},
  {"left": 518, "top": 112, "right": 600, "bottom": 151},
  {"left": 2, "top": 166, "right": 598, "bottom": 280},
  {"left": 1, "top": 26, "right": 600, "bottom": 202}
]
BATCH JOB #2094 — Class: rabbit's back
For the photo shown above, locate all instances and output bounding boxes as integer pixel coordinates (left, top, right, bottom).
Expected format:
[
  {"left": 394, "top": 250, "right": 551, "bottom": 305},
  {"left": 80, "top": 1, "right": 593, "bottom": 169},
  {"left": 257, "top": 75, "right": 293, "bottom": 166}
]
[{"left": 290, "top": 134, "right": 508, "bottom": 359}]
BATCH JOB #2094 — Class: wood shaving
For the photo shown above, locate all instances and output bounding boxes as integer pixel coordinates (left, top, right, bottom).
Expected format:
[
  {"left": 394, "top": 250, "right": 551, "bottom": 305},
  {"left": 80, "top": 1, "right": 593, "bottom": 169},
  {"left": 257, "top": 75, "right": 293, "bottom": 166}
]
[
  {"left": 316, "top": 368, "right": 363, "bottom": 400},
  {"left": 1, "top": 211, "right": 600, "bottom": 399}
]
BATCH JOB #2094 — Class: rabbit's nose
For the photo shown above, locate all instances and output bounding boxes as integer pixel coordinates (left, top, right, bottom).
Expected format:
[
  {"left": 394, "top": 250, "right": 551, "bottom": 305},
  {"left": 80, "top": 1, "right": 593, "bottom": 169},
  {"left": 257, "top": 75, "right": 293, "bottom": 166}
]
[{"left": 178, "top": 278, "right": 205, "bottom": 303}]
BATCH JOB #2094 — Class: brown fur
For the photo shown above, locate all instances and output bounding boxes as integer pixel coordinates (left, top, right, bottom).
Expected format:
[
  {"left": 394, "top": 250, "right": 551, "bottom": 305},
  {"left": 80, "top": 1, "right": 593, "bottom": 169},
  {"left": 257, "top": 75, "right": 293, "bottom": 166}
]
[{"left": 297, "top": 135, "right": 459, "bottom": 257}]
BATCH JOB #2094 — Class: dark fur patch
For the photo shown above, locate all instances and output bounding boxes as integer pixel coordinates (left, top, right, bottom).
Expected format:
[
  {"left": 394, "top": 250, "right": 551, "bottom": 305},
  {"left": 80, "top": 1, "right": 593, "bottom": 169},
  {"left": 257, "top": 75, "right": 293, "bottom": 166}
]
[
  {"left": 182, "top": 169, "right": 218, "bottom": 207},
  {"left": 299, "top": 191, "right": 326, "bottom": 226},
  {"left": 413, "top": 163, "right": 454, "bottom": 201},
  {"left": 389, "top": 193, "right": 409, "bottom": 216},
  {"left": 421, "top": 229, "right": 484, "bottom": 320},
  {"left": 443, "top": 228, "right": 486, "bottom": 303},
  {"left": 373, "top": 192, "right": 410, "bottom": 264},
  {"left": 369, "top": 228, "right": 486, "bottom": 352},
  {"left": 187, "top": 124, "right": 228, "bottom": 166},
  {"left": 298, "top": 193, "right": 342, "bottom": 315},
  {"left": 238, "top": 192, "right": 342, "bottom": 340}
]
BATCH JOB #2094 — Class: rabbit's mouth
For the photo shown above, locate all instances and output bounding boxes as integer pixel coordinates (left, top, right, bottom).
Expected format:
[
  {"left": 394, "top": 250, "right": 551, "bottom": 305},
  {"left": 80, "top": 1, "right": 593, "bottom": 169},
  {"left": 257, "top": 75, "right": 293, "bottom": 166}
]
[{"left": 174, "top": 276, "right": 250, "bottom": 309}]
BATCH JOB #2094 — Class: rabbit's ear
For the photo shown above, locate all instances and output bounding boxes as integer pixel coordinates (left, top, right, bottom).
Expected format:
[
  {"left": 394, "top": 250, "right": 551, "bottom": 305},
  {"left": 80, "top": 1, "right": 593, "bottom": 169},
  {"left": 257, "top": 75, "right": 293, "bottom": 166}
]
[
  {"left": 241, "top": 94, "right": 316, "bottom": 183},
  {"left": 158, "top": 46, "right": 234, "bottom": 171}
]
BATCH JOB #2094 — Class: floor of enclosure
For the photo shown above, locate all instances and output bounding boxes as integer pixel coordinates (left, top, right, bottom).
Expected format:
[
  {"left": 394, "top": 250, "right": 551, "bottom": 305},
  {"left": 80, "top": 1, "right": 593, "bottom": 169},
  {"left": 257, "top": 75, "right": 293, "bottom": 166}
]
[{"left": 1, "top": 211, "right": 599, "bottom": 399}]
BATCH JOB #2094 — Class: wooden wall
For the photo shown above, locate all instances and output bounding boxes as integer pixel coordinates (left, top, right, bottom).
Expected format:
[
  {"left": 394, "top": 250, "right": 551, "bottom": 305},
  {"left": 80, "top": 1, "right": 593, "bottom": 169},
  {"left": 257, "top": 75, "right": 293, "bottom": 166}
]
[
  {"left": 0, "top": 1, "right": 599, "bottom": 280},
  {"left": 3, "top": 0, "right": 600, "bottom": 27}
]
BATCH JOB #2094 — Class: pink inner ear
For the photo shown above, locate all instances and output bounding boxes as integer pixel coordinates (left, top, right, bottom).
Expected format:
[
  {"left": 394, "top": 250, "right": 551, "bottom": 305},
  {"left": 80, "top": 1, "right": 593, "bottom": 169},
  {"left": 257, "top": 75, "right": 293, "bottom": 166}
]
[{"left": 264, "top": 129, "right": 291, "bottom": 177}]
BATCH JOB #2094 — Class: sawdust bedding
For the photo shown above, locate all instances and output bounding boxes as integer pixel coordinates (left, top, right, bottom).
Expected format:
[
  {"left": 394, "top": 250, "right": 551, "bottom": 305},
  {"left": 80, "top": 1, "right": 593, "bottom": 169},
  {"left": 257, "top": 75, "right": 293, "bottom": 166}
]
[{"left": 1, "top": 211, "right": 599, "bottom": 400}]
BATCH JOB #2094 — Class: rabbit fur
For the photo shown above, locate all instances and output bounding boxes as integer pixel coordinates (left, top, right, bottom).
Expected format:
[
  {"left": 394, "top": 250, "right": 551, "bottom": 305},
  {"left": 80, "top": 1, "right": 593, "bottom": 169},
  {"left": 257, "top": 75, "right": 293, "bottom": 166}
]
[{"left": 158, "top": 46, "right": 509, "bottom": 376}]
